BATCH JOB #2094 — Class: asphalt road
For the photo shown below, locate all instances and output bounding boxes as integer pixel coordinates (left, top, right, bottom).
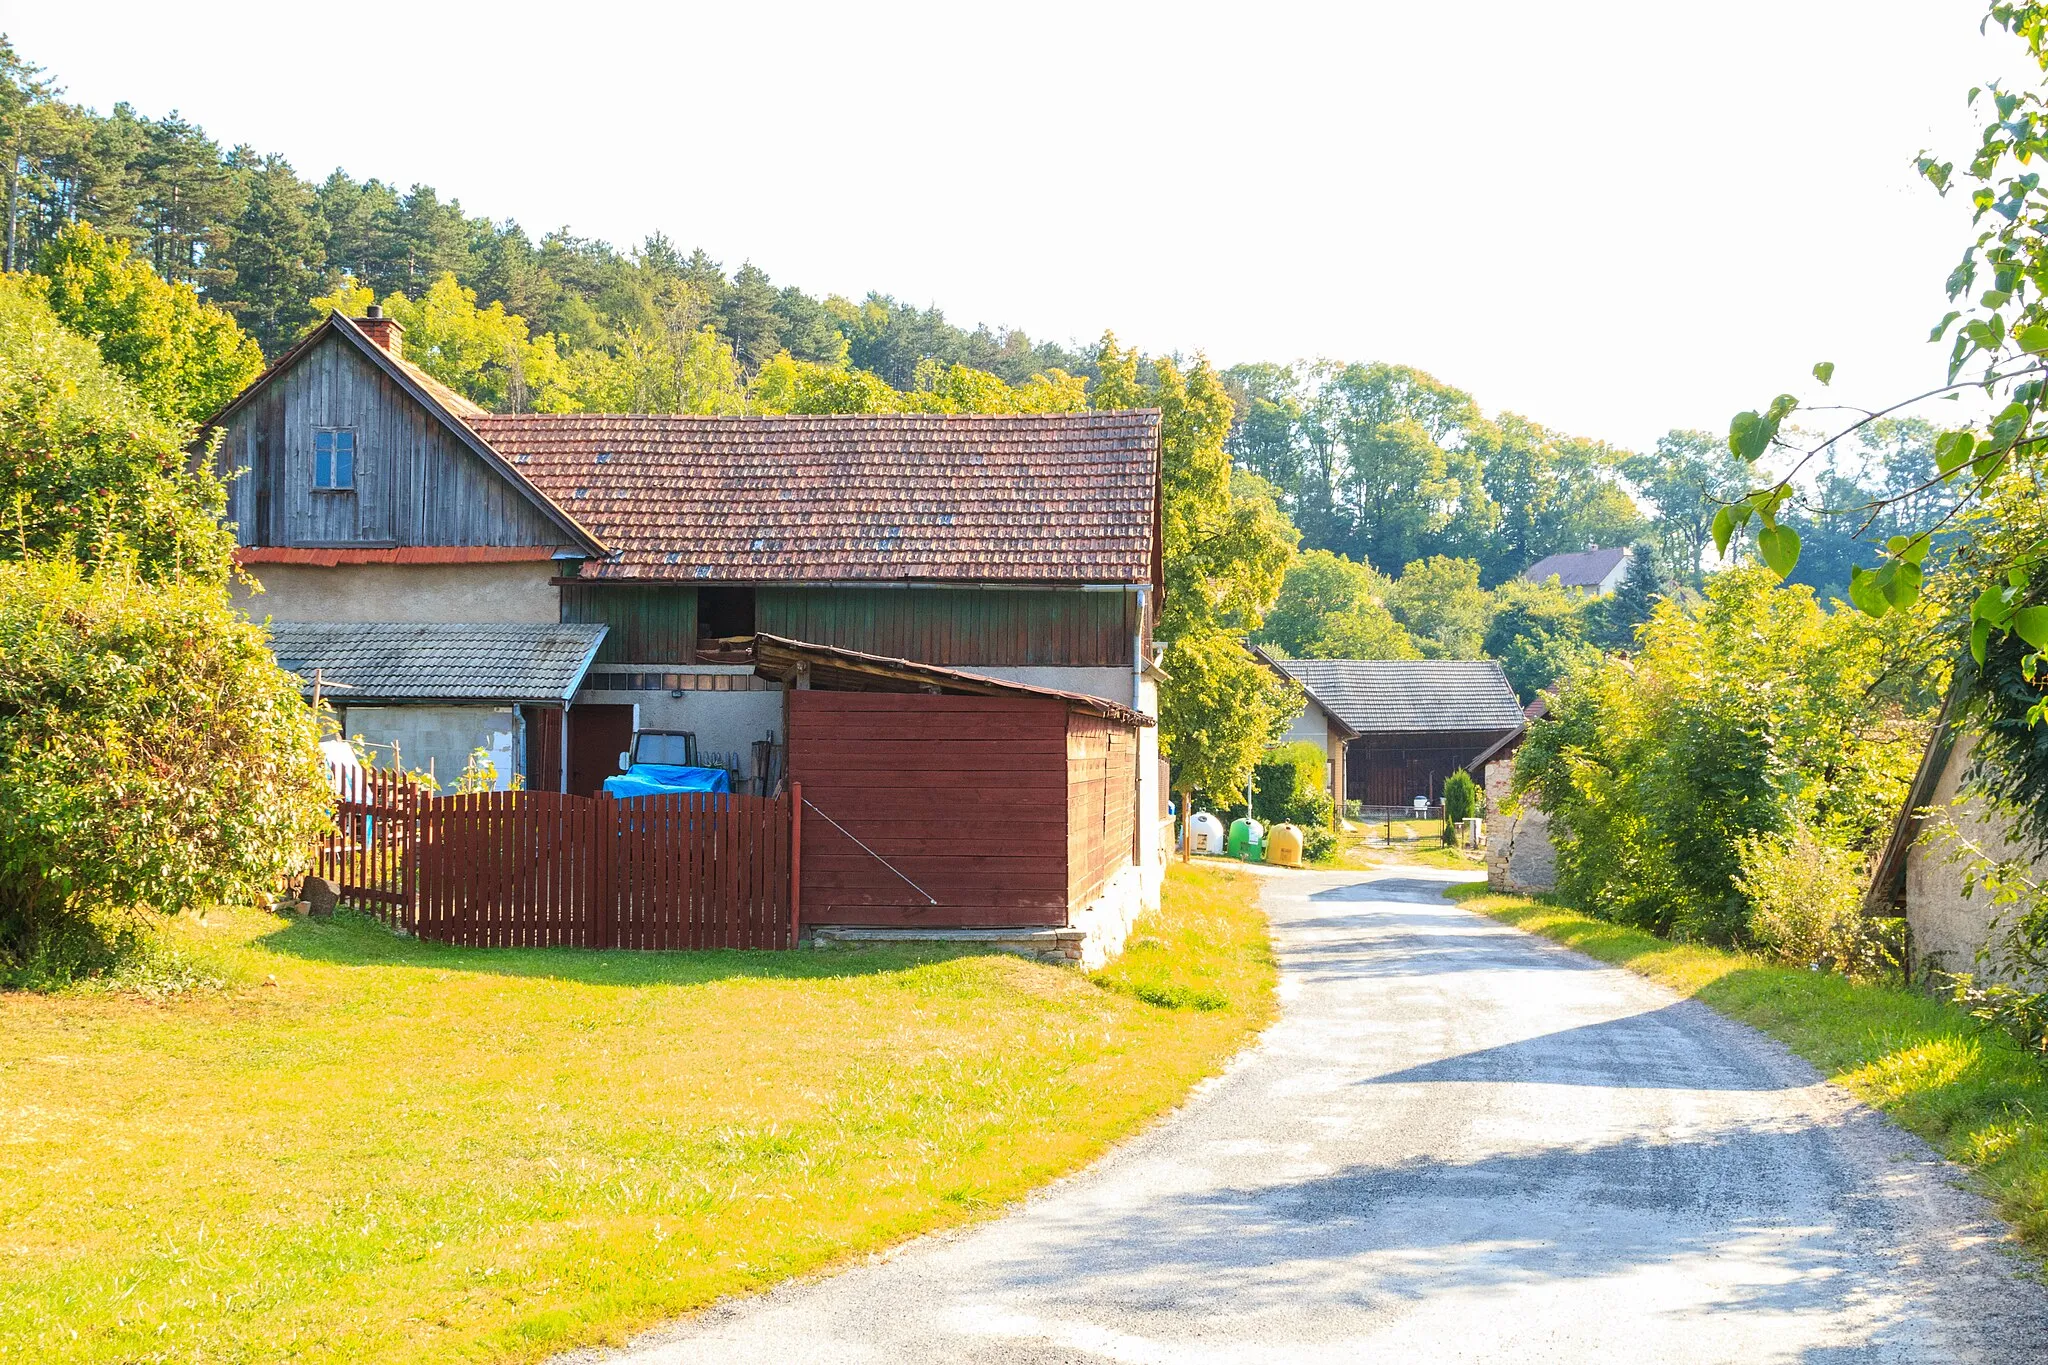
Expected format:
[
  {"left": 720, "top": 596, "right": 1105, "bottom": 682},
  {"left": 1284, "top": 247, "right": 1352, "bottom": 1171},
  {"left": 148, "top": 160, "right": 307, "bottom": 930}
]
[{"left": 576, "top": 866, "right": 2048, "bottom": 1363}]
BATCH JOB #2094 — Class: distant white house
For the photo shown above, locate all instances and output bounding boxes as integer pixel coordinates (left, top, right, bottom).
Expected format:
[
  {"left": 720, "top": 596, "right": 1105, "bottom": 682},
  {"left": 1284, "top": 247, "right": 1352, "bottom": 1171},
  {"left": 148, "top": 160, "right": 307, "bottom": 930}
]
[{"left": 1521, "top": 546, "right": 1632, "bottom": 597}]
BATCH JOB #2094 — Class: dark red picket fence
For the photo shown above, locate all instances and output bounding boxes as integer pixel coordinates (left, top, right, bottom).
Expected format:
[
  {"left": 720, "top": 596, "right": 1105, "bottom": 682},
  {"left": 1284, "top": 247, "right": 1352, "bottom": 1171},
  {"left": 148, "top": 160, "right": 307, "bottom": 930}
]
[
  {"left": 316, "top": 765, "right": 420, "bottom": 927},
  {"left": 317, "top": 769, "right": 800, "bottom": 951}
]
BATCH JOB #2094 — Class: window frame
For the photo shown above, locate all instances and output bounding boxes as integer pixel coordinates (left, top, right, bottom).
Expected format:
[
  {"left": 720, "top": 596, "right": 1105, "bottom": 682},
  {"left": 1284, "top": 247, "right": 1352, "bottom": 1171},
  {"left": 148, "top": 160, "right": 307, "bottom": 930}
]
[{"left": 312, "top": 428, "right": 357, "bottom": 492}]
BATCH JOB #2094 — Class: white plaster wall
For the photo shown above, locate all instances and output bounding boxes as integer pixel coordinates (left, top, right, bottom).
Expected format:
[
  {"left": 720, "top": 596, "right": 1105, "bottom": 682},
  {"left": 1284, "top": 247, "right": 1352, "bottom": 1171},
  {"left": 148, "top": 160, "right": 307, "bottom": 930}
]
[
  {"left": 577, "top": 678, "right": 787, "bottom": 770},
  {"left": 341, "top": 704, "right": 517, "bottom": 791},
  {"left": 235, "top": 562, "right": 560, "bottom": 624},
  {"left": 1070, "top": 862, "right": 1148, "bottom": 969},
  {"left": 1906, "top": 732, "right": 2048, "bottom": 978}
]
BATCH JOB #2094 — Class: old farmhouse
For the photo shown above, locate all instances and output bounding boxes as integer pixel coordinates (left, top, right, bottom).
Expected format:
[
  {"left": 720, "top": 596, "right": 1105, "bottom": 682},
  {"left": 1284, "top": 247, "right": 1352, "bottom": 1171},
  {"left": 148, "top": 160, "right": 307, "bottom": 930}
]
[
  {"left": 1270, "top": 658, "right": 1525, "bottom": 807},
  {"left": 201, "top": 308, "right": 1168, "bottom": 944}
]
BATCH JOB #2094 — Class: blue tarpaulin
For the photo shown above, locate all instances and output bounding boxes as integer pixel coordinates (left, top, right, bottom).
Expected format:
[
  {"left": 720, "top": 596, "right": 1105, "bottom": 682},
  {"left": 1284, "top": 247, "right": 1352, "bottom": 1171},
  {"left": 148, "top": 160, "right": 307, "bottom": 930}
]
[{"left": 602, "top": 764, "right": 731, "bottom": 798}]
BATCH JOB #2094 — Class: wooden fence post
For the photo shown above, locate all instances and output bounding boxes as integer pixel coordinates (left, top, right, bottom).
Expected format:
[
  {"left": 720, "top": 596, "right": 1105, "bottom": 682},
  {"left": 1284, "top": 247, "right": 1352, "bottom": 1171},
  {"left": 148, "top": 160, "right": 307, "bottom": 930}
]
[{"left": 789, "top": 782, "right": 803, "bottom": 951}]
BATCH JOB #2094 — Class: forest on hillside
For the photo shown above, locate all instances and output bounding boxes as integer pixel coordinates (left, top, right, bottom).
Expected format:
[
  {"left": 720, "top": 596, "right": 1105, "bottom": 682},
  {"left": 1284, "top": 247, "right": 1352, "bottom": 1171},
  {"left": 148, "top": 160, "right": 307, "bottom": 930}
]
[{"left": 0, "top": 36, "right": 1952, "bottom": 620}]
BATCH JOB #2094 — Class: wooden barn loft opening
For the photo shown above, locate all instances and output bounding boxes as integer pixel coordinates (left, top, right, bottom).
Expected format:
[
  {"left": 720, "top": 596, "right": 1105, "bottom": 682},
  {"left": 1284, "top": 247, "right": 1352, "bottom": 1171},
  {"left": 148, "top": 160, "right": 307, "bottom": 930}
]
[{"left": 698, "top": 586, "right": 756, "bottom": 642}]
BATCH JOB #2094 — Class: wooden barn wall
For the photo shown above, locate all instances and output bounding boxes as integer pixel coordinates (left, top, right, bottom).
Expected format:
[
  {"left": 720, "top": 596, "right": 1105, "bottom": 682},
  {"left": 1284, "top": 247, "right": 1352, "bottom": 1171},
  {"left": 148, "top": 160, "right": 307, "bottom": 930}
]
[
  {"left": 787, "top": 691, "right": 1072, "bottom": 927},
  {"left": 560, "top": 584, "right": 698, "bottom": 666},
  {"left": 212, "top": 333, "right": 562, "bottom": 549},
  {"left": 1065, "top": 711, "right": 1139, "bottom": 909},
  {"left": 757, "top": 587, "right": 1134, "bottom": 668},
  {"left": 1346, "top": 729, "right": 1518, "bottom": 806}
]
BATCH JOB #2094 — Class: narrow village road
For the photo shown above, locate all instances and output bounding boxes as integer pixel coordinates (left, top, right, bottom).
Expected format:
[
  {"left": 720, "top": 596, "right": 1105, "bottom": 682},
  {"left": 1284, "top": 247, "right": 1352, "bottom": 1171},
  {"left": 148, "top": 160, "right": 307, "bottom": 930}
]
[{"left": 582, "top": 867, "right": 2048, "bottom": 1363}]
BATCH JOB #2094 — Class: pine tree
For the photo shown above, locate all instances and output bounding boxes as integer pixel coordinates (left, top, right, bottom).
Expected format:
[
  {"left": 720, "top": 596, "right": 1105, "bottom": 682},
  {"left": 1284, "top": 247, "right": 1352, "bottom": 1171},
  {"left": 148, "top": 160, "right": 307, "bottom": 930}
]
[{"left": 220, "top": 154, "right": 323, "bottom": 353}]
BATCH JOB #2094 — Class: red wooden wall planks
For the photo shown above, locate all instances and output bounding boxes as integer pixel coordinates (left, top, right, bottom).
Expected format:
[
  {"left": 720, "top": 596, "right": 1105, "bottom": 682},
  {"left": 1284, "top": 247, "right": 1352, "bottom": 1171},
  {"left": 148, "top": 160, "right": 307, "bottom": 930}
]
[
  {"left": 786, "top": 691, "right": 1140, "bottom": 928},
  {"left": 1066, "top": 712, "right": 1139, "bottom": 909}
]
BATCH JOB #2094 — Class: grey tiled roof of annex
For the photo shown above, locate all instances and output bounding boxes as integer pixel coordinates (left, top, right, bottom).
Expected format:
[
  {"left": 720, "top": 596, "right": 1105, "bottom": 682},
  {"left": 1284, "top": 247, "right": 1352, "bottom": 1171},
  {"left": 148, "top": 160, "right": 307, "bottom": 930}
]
[
  {"left": 266, "top": 622, "right": 608, "bottom": 704},
  {"left": 1273, "top": 659, "right": 1526, "bottom": 735},
  {"left": 1521, "top": 546, "right": 1629, "bottom": 588}
]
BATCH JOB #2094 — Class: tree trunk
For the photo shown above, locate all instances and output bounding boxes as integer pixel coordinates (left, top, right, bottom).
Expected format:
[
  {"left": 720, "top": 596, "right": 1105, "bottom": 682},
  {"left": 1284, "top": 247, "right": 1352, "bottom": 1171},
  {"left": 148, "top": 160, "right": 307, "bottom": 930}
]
[{"left": 1177, "top": 788, "right": 1193, "bottom": 860}]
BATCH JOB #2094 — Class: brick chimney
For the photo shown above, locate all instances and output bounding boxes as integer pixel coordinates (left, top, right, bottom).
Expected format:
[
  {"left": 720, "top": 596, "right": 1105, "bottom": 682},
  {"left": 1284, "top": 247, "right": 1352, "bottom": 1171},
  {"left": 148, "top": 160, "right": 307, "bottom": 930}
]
[{"left": 355, "top": 303, "right": 404, "bottom": 360}]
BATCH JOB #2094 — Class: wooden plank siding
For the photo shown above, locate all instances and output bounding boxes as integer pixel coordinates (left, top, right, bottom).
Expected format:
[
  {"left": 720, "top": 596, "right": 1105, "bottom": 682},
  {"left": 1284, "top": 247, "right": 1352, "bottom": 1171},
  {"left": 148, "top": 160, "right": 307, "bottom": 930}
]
[
  {"left": 787, "top": 691, "right": 1074, "bottom": 927},
  {"left": 1346, "top": 729, "right": 1520, "bottom": 806},
  {"left": 758, "top": 587, "right": 1135, "bottom": 668},
  {"left": 1065, "top": 712, "right": 1138, "bottom": 909},
  {"left": 560, "top": 584, "right": 698, "bottom": 666},
  {"left": 212, "top": 331, "right": 564, "bottom": 550}
]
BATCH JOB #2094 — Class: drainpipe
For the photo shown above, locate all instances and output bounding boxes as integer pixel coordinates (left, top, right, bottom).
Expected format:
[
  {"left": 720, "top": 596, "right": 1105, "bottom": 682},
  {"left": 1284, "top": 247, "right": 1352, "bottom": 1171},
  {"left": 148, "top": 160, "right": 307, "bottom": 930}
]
[{"left": 1132, "top": 585, "right": 1147, "bottom": 713}]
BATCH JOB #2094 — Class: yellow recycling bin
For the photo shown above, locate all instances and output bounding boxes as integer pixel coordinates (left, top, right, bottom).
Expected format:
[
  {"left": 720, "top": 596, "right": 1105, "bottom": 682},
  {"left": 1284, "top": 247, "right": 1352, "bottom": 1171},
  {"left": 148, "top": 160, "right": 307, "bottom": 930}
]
[{"left": 1266, "top": 823, "right": 1304, "bottom": 867}]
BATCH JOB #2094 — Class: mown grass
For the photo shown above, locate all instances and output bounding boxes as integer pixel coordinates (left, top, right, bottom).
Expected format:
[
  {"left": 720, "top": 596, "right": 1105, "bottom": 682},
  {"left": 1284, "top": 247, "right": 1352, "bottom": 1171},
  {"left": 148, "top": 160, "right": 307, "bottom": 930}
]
[
  {"left": 0, "top": 863, "right": 1276, "bottom": 1363},
  {"left": 1448, "top": 882, "right": 2048, "bottom": 1257}
]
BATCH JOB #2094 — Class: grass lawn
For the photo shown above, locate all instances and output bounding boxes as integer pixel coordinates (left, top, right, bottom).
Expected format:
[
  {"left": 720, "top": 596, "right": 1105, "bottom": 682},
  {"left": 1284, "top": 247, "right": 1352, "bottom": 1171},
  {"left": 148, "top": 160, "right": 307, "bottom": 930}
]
[
  {"left": 0, "top": 863, "right": 1275, "bottom": 1363},
  {"left": 1449, "top": 883, "right": 2048, "bottom": 1260}
]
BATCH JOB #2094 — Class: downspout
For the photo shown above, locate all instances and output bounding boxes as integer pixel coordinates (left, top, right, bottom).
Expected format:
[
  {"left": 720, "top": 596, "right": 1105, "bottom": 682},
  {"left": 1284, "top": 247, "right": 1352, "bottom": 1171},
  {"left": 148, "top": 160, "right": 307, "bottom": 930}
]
[{"left": 1132, "top": 584, "right": 1147, "bottom": 713}]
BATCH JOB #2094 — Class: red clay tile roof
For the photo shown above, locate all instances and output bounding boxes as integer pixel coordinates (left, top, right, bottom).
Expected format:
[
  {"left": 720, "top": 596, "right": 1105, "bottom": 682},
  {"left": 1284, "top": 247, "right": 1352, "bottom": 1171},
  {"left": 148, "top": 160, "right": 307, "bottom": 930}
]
[{"left": 466, "top": 411, "right": 1161, "bottom": 583}]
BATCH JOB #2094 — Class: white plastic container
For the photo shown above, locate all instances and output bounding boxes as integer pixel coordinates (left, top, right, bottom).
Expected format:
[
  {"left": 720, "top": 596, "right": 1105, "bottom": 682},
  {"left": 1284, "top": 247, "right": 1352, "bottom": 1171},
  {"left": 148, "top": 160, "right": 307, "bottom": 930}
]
[{"left": 1189, "top": 811, "right": 1226, "bottom": 855}]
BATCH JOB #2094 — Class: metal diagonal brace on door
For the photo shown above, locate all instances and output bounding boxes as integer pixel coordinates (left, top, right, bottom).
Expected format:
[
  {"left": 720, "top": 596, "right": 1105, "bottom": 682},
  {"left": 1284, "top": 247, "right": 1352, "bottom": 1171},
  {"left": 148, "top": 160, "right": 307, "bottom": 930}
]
[{"left": 800, "top": 798, "right": 939, "bottom": 906}]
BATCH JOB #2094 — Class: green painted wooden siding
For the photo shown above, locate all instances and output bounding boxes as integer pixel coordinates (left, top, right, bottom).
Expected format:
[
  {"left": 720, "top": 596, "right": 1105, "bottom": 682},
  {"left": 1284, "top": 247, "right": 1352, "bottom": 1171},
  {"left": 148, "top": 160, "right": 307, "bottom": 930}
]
[
  {"left": 757, "top": 587, "right": 1135, "bottom": 667},
  {"left": 560, "top": 584, "right": 697, "bottom": 665}
]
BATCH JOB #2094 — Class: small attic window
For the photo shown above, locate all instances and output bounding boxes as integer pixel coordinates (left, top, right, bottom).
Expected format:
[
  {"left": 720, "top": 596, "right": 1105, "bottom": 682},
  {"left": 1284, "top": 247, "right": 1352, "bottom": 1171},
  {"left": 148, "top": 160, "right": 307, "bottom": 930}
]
[{"left": 313, "top": 430, "right": 355, "bottom": 490}]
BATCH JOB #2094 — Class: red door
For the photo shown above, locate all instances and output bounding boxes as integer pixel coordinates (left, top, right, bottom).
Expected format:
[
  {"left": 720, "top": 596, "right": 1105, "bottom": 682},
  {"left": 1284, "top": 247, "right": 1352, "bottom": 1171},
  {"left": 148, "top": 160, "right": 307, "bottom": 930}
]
[{"left": 567, "top": 704, "right": 635, "bottom": 797}]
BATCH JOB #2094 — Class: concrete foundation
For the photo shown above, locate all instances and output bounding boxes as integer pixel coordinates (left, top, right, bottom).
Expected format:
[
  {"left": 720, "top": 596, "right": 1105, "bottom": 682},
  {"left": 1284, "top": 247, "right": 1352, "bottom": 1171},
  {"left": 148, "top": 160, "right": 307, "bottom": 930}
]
[{"left": 809, "top": 862, "right": 1149, "bottom": 969}]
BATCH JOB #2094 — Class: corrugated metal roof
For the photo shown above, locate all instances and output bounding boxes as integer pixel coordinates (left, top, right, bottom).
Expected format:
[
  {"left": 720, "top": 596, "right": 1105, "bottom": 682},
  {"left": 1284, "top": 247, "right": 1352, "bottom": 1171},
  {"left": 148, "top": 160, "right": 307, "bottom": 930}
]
[
  {"left": 1522, "top": 546, "right": 1630, "bottom": 588},
  {"left": 267, "top": 622, "right": 608, "bottom": 704},
  {"left": 467, "top": 410, "right": 1160, "bottom": 584},
  {"left": 1273, "top": 659, "right": 1525, "bottom": 734}
]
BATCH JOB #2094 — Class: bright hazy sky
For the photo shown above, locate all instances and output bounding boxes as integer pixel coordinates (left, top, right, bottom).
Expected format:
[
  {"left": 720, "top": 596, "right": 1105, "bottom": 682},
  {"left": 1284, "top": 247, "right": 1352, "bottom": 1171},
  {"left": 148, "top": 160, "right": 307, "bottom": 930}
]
[{"left": 2, "top": 1, "right": 2032, "bottom": 451}]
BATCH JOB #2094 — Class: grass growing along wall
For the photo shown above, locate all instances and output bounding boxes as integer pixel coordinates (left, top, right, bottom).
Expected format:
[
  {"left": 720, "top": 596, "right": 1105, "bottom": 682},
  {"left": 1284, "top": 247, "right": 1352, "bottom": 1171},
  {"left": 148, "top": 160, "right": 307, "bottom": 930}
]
[
  {"left": 1448, "top": 882, "right": 2048, "bottom": 1258},
  {"left": 0, "top": 863, "right": 1276, "bottom": 1364}
]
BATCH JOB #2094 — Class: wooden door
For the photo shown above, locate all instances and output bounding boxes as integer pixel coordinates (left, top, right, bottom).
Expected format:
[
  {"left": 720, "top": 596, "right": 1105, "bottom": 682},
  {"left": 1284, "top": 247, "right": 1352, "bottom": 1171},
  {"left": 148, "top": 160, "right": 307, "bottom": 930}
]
[{"left": 567, "top": 704, "right": 634, "bottom": 797}]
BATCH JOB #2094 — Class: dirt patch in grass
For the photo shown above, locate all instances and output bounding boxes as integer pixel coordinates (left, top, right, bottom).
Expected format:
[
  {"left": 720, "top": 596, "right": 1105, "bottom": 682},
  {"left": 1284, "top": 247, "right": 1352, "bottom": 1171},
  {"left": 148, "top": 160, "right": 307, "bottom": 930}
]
[
  {"left": 0, "top": 864, "right": 1276, "bottom": 1363},
  {"left": 1448, "top": 882, "right": 2048, "bottom": 1263}
]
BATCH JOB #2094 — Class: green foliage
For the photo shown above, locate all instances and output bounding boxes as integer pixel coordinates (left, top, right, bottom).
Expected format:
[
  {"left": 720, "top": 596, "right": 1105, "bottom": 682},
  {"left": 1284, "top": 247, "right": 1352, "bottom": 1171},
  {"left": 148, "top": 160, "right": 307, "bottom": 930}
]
[
  {"left": 1621, "top": 430, "right": 1752, "bottom": 587},
  {"left": 0, "top": 557, "right": 329, "bottom": 979},
  {"left": 1095, "top": 335, "right": 1302, "bottom": 805},
  {"left": 1734, "top": 825, "right": 1876, "bottom": 972},
  {"left": 1516, "top": 568, "right": 1943, "bottom": 942},
  {"left": 0, "top": 272, "right": 236, "bottom": 580},
  {"left": 1386, "top": 555, "right": 1492, "bottom": 659},
  {"left": 1443, "top": 768, "right": 1480, "bottom": 825},
  {"left": 1256, "top": 549, "right": 1418, "bottom": 659},
  {"left": 1224, "top": 361, "right": 1643, "bottom": 586},
  {"left": 34, "top": 220, "right": 263, "bottom": 425},
  {"left": 1253, "top": 741, "right": 1335, "bottom": 832},
  {"left": 1482, "top": 577, "right": 1595, "bottom": 701}
]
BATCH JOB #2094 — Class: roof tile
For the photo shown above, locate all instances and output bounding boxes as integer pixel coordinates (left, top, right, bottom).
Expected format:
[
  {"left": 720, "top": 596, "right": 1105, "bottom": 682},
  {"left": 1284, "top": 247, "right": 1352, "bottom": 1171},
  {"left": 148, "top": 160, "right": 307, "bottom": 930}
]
[{"left": 467, "top": 410, "right": 1160, "bottom": 583}]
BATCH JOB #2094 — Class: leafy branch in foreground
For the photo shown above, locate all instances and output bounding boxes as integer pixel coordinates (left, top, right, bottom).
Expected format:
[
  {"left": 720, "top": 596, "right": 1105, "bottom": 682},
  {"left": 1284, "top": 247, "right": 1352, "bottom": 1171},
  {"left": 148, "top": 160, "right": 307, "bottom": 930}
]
[{"left": 1710, "top": 2, "right": 2048, "bottom": 714}]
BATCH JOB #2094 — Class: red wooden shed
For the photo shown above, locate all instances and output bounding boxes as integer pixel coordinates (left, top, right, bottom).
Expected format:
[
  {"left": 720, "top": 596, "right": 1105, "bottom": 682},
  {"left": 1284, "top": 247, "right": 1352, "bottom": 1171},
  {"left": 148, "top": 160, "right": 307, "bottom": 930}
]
[{"left": 755, "top": 635, "right": 1149, "bottom": 929}]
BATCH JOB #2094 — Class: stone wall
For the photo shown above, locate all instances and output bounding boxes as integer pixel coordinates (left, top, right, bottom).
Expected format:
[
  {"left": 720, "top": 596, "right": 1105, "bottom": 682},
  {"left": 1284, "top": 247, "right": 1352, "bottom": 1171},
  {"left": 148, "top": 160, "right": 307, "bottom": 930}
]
[
  {"left": 1485, "top": 758, "right": 1556, "bottom": 893},
  {"left": 1906, "top": 732, "right": 2048, "bottom": 978}
]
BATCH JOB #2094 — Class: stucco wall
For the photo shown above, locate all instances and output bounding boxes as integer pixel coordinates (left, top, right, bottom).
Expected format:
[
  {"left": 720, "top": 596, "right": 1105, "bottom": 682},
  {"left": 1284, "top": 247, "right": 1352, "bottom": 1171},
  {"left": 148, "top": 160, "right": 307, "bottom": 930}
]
[
  {"left": 577, "top": 672, "right": 788, "bottom": 770},
  {"left": 1485, "top": 758, "right": 1556, "bottom": 893},
  {"left": 1906, "top": 732, "right": 2047, "bottom": 977},
  {"left": 235, "top": 561, "right": 560, "bottom": 624},
  {"left": 340, "top": 704, "right": 518, "bottom": 791}
]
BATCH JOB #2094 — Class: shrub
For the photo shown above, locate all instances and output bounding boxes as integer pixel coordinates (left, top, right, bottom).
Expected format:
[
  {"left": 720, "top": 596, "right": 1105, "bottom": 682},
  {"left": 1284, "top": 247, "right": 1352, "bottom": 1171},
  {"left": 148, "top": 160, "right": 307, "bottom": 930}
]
[
  {"left": 1442, "top": 768, "right": 1480, "bottom": 844},
  {"left": 1253, "top": 741, "right": 1335, "bottom": 831},
  {"left": 1516, "top": 567, "right": 1941, "bottom": 941},
  {"left": 1733, "top": 826, "right": 1869, "bottom": 969},
  {"left": 0, "top": 557, "right": 330, "bottom": 982}
]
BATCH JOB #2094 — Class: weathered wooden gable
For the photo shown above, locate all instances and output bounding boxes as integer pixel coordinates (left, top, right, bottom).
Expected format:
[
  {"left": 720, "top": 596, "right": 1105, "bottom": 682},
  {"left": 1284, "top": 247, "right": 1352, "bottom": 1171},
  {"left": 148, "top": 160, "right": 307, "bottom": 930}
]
[{"left": 214, "top": 330, "right": 565, "bottom": 550}]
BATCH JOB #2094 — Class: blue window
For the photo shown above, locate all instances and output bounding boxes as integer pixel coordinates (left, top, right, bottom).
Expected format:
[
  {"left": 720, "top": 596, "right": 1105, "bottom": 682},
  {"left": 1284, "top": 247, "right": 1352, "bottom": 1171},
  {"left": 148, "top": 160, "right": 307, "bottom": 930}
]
[{"left": 314, "top": 430, "right": 355, "bottom": 490}]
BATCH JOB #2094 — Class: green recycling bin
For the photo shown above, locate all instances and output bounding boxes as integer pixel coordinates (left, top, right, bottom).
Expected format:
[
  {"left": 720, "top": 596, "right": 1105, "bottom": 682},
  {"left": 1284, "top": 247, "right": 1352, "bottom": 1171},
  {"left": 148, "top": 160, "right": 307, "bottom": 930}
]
[{"left": 1227, "top": 816, "right": 1267, "bottom": 862}]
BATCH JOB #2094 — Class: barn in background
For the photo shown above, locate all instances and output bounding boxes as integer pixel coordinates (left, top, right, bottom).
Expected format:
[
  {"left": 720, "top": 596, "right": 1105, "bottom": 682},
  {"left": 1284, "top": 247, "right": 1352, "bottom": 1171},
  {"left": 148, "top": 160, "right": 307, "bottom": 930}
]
[
  {"left": 758, "top": 636, "right": 1149, "bottom": 966},
  {"left": 1271, "top": 659, "right": 1525, "bottom": 808}
]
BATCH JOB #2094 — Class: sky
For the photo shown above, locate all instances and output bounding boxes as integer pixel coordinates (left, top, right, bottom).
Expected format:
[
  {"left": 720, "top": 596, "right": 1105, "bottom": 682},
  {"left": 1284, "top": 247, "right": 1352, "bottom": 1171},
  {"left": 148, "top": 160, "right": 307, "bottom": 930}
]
[{"left": 2, "top": 1, "right": 2032, "bottom": 452}]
